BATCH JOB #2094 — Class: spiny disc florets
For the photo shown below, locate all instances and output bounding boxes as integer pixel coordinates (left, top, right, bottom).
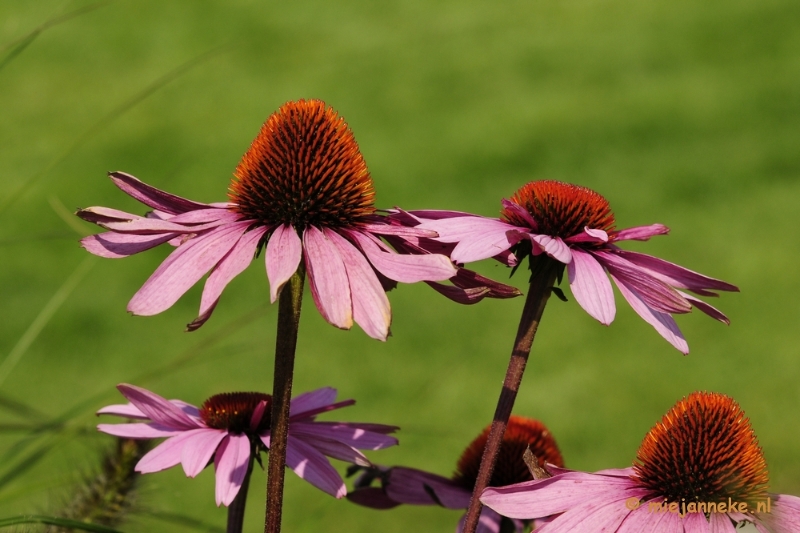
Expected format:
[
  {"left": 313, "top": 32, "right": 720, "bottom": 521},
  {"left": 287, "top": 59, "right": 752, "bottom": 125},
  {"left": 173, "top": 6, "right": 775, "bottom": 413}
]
[
  {"left": 452, "top": 416, "right": 564, "bottom": 490},
  {"left": 229, "top": 99, "right": 376, "bottom": 230},
  {"left": 632, "top": 392, "right": 769, "bottom": 506},
  {"left": 200, "top": 392, "right": 272, "bottom": 434},
  {"left": 502, "top": 180, "right": 615, "bottom": 238}
]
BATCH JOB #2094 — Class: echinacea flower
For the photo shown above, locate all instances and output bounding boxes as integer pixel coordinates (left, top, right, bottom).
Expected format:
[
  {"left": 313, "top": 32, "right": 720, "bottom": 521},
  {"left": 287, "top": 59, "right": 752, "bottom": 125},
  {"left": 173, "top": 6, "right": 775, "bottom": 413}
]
[
  {"left": 76, "top": 99, "right": 466, "bottom": 340},
  {"left": 97, "top": 383, "right": 398, "bottom": 506},
  {"left": 481, "top": 392, "right": 800, "bottom": 532},
  {"left": 413, "top": 180, "right": 739, "bottom": 353},
  {"left": 348, "top": 415, "right": 564, "bottom": 533}
]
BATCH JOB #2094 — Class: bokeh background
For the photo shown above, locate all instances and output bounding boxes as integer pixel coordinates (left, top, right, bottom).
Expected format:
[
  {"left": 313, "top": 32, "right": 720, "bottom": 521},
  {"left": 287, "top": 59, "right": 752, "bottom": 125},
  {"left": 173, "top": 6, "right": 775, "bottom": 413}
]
[{"left": 1, "top": 0, "right": 798, "bottom": 531}]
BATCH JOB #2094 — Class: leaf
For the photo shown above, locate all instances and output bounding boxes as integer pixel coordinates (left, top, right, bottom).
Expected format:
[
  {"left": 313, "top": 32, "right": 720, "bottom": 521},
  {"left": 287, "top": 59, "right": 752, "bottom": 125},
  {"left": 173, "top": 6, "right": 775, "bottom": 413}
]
[{"left": 0, "top": 514, "right": 124, "bottom": 532}]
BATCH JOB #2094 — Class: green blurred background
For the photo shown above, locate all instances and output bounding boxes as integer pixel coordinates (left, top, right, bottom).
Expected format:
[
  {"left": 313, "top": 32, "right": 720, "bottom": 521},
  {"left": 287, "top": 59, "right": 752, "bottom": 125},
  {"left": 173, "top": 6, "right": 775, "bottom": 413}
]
[{"left": 1, "top": 0, "right": 798, "bottom": 531}]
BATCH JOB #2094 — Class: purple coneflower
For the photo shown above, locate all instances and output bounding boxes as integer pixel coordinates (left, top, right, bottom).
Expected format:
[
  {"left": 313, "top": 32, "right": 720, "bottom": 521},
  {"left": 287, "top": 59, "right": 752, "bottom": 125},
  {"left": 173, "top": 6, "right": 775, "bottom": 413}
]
[
  {"left": 76, "top": 99, "right": 468, "bottom": 340},
  {"left": 415, "top": 180, "right": 739, "bottom": 353},
  {"left": 97, "top": 384, "right": 398, "bottom": 506},
  {"left": 481, "top": 392, "right": 800, "bottom": 532},
  {"left": 348, "top": 415, "right": 564, "bottom": 533}
]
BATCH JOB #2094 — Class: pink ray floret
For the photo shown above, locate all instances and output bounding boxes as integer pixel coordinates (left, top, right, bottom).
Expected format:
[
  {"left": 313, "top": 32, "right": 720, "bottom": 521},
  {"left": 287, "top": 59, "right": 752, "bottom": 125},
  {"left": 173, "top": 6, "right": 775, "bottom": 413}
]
[{"left": 97, "top": 383, "right": 398, "bottom": 506}]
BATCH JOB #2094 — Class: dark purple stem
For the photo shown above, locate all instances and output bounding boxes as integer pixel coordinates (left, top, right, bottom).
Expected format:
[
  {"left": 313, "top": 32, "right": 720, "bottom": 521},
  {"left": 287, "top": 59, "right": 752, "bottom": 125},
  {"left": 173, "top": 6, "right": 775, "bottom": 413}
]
[
  {"left": 264, "top": 265, "right": 305, "bottom": 533},
  {"left": 461, "top": 261, "right": 559, "bottom": 533},
  {"left": 227, "top": 454, "right": 254, "bottom": 533}
]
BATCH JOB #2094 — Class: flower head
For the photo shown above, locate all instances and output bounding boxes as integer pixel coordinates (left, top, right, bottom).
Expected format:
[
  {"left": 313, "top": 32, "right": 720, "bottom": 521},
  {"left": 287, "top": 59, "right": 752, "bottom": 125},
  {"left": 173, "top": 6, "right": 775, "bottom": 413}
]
[
  {"left": 414, "top": 180, "right": 739, "bottom": 353},
  {"left": 481, "top": 392, "right": 800, "bottom": 532},
  {"left": 348, "top": 415, "right": 564, "bottom": 533},
  {"left": 77, "top": 99, "right": 466, "bottom": 340},
  {"left": 97, "top": 383, "right": 398, "bottom": 506}
]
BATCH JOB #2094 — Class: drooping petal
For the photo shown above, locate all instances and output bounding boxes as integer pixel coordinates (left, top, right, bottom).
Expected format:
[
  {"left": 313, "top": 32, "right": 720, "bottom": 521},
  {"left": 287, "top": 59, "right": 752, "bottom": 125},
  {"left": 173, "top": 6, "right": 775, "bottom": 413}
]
[
  {"left": 386, "top": 467, "right": 470, "bottom": 509},
  {"left": 97, "top": 422, "right": 180, "bottom": 439},
  {"left": 266, "top": 224, "right": 302, "bottom": 302},
  {"left": 136, "top": 429, "right": 211, "bottom": 473},
  {"left": 709, "top": 512, "right": 737, "bottom": 533},
  {"left": 303, "top": 226, "right": 353, "bottom": 330},
  {"left": 294, "top": 434, "right": 370, "bottom": 466},
  {"left": 418, "top": 217, "right": 522, "bottom": 264},
  {"left": 564, "top": 227, "right": 609, "bottom": 244},
  {"left": 109, "top": 171, "right": 212, "bottom": 214},
  {"left": 613, "top": 223, "right": 669, "bottom": 242},
  {"left": 615, "top": 250, "right": 739, "bottom": 294},
  {"left": 682, "top": 511, "right": 711, "bottom": 533},
  {"left": 127, "top": 221, "right": 250, "bottom": 316},
  {"left": 616, "top": 501, "right": 669, "bottom": 533},
  {"left": 76, "top": 206, "right": 147, "bottom": 224},
  {"left": 96, "top": 402, "right": 147, "bottom": 419},
  {"left": 99, "top": 215, "right": 234, "bottom": 235},
  {"left": 610, "top": 273, "right": 689, "bottom": 354},
  {"left": 525, "top": 492, "right": 638, "bottom": 533},
  {"left": 285, "top": 434, "right": 346, "bottom": 498},
  {"left": 81, "top": 232, "right": 178, "bottom": 259},
  {"left": 567, "top": 250, "right": 616, "bottom": 325},
  {"left": 346, "top": 230, "right": 457, "bottom": 282},
  {"left": 289, "top": 387, "right": 338, "bottom": 417},
  {"left": 346, "top": 487, "right": 401, "bottom": 509},
  {"left": 679, "top": 291, "right": 731, "bottom": 324},
  {"left": 289, "top": 399, "right": 355, "bottom": 421},
  {"left": 290, "top": 421, "right": 398, "bottom": 450},
  {"left": 167, "top": 209, "right": 240, "bottom": 225},
  {"left": 326, "top": 229, "right": 391, "bottom": 340},
  {"left": 762, "top": 494, "right": 800, "bottom": 533},
  {"left": 214, "top": 433, "right": 251, "bottom": 506},
  {"left": 530, "top": 234, "right": 572, "bottom": 264},
  {"left": 181, "top": 428, "right": 228, "bottom": 477},
  {"left": 116, "top": 384, "right": 198, "bottom": 430}
]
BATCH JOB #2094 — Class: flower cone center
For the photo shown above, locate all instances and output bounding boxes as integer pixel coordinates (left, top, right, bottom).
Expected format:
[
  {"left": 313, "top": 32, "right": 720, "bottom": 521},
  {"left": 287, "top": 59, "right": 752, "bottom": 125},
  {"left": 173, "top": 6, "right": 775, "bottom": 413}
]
[
  {"left": 452, "top": 416, "right": 564, "bottom": 490},
  {"left": 229, "top": 99, "right": 376, "bottom": 230},
  {"left": 502, "top": 180, "right": 615, "bottom": 238},
  {"left": 200, "top": 392, "right": 272, "bottom": 434},
  {"left": 633, "top": 392, "right": 769, "bottom": 506}
]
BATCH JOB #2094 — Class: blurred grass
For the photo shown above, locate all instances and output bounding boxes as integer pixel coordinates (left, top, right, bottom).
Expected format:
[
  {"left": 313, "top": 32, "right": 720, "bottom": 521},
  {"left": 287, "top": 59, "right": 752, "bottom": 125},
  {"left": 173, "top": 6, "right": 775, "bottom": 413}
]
[{"left": 0, "top": 0, "right": 798, "bottom": 531}]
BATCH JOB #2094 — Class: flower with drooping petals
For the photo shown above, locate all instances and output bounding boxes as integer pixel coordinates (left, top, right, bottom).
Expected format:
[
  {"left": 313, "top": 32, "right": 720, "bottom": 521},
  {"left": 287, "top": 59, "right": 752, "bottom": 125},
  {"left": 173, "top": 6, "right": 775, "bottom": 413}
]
[
  {"left": 348, "top": 415, "right": 564, "bottom": 533},
  {"left": 414, "top": 180, "right": 739, "bottom": 353},
  {"left": 97, "top": 383, "right": 398, "bottom": 506},
  {"left": 76, "top": 99, "right": 469, "bottom": 340},
  {"left": 481, "top": 392, "right": 800, "bottom": 532}
]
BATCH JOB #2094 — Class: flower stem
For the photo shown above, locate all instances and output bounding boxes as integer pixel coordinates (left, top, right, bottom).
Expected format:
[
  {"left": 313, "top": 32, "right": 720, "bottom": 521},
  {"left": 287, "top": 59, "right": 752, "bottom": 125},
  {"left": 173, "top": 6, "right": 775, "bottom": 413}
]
[
  {"left": 461, "top": 260, "right": 559, "bottom": 533},
  {"left": 227, "top": 455, "right": 254, "bottom": 533},
  {"left": 264, "top": 265, "right": 306, "bottom": 533}
]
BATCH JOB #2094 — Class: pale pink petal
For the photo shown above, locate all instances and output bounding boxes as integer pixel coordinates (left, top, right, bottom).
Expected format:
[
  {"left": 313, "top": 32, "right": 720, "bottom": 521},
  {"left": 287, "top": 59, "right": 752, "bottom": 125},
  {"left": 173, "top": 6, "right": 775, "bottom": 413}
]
[
  {"left": 289, "top": 387, "right": 338, "bottom": 417},
  {"left": 136, "top": 429, "right": 211, "bottom": 473},
  {"left": 109, "top": 171, "right": 211, "bottom": 214},
  {"left": 416, "top": 216, "right": 522, "bottom": 263},
  {"left": 359, "top": 222, "right": 438, "bottom": 239},
  {"left": 171, "top": 400, "right": 201, "bottom": 420},
  {"left": 81, "top": 232, "right": 178, "bottom": 259},
  {"left": 406, "top": 209, "right": 480, "bottom": 221},
  {"left": 568, "top": 250, "right": 616, "bottom": 325},
  {"left": 613, "top": 223, "right": 670, "bottom": 241},
  {"left": 760, "top": 494, "right": 800, "bottom": 532},
  {"left": 266, "top": 224, "right": 302, "bottom": 302},
  {"left": 616, "top": 501, "right": 670, "bottom": 533},
  {"left": 303, "top": 226, "right": 353, "bottom": 330},
  {"left": 290, "top": 421, "right": 398, "bottom": 450},
  {"left": 285, "top": 434, "right": 346, "bottom": 498},
  {"left": 610, "top": 273, "right": 689, "bottom": 354},
  {"left": 96, "top": 402, "right": 147, "bottom": 419},
  {"left": 534, "top": 492, "right": 642, "bottom": 533},
  {"left": 117, "top": 384, "right": 198, "bottom": 430},
  {"left": 97, "top": 422, "right": 180, "bottom": 438},
  {"left": 346, "top": 230, "right": 457, "bottom": 282},
  {"left": 709, "top": 512, "right": 737, "bottom": 533},
  {"left": 168, "top": 209, "right": 240, "bottom": 224},
  {"left": 76, "top": 206, "right": 145, "bottom": 224},
  {"left": 679, "top": 291, "right": 731, "bottom": 324},
  {"left": 326, "top": 229, "right": 391, "bottom": 340},
  {"left": 181, "top": 428, "right": 228, "bottom": 477},
  {"left": 386, "top": 467, "right": 470, "bottom": 509},
  {"left": 500, "top": 198, "right": 538, "bottom": 229},
  {"left": 565, "top": 227, "right": 609, "bottom": 244},
  {"left": 530, "top": 234, "right": 572, "bottom": 264},
  {"left": 615, "top": 250, "right": 739, "bottom": 294},
  {"left": 214, "top": 433, "right": 251, "bottom": 506},
  {"left": 100, "top": 216, "right": 232, "bottom": 234},
  {"left": 289, "top": 399, "right": 355, "bottom": 421},
  {"left": 197, "top": 226, "right": 266, "bottom": 318},
  {"left": 682, "top": 511, "right": 711, "bottom": 533},
  {"left": 297, "top": 435, "right": 370, "bottom": 466},
  {"left": 127, "top": 221, "right": 249, "bottom": 316}
]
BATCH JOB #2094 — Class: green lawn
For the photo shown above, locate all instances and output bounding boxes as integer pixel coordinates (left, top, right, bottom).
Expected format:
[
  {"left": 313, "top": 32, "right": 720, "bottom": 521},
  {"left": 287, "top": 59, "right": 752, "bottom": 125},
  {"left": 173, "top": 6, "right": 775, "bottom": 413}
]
[{"left": 1, "top": 0, "right": 799, "bottom": 531}]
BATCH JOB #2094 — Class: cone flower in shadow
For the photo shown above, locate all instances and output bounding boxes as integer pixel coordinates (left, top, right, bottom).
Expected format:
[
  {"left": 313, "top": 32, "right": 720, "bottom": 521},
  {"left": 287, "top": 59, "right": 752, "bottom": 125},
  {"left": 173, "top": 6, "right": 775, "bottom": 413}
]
[
  {"left": 76, "top": 99, "right": 468, "bottom": 340},
  {"left": 414, "top": 180, "right": 739, "bottom": 353},
  {"left": 481, "top": 392, "right": 800, "bottom": 532},
  {"left": 348, "top": 416, "right": 564, "bottom": 533},
  {"left": 97, "top": 384, "right": 398, "bottom": 506}
]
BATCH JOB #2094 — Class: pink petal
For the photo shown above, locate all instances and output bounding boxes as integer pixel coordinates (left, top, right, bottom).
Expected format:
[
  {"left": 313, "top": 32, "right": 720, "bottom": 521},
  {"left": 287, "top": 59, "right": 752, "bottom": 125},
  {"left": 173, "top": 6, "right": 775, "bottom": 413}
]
[
  {"left": 181, "top": 428, "right": 228, "bottom": 477},
  {"left": 295, "top": 435, "right": 371, "bottom": 466},
  {"left": 76, "top": 206, "right": 145, "bottom": 224},
  {"left": 432, "top": 218, "right": 522, "bottom": 264},
  {"left": 346, "top": 487, "right": 401, "bottom": 509},
  {"left": 531, "top": 492, "right": 638, "bottom": 533},
  {"left": 326, "top": 229, "right": 391, "bottom": 340},
  {"left": 610, "top": 273, "right": 689, "bottom": 354},
  {"left": 530, "top": 234, "right": 572, "bottom": 264},
  {"left": 266, "top": 224, "right": 302, "bottom": 302},
  {"left": 682, "top": 512, "right": 711, "bottom": 533},
  {"left": 167, "top": 208, "right": 239, "bottom": 225},
  {"left": 99, "top": 215, "right": 233, "bottom": 235},
  {"left": 615, "top": 250, "right": 739, "bottom": 293},
  {"left": 127, "top": 221, "right": 249, "bottom": 316},
  {"left": 96, "top": 402, "right": 147, "bottom": 419},
  {"left": 359, "top": 222, "right": 439, "bottom": 239},
  {"left": 679, "top": 291, "right": 731, "bottom": 324},
  {"left": 197, "top": 226, "right": 266, "bottom": 318},
  {"left": 109, "top": 171, "right": 211, "bottom": 214},
  {"left": 763, "top": 494, "right": 800, "bottom": 532},
  {"left": 289, "top": 387, "right": 338, "bottom": 417},
  {"left": 613, "top": 223, "right": 669, "bottom": 241},
  {"left": 285, "top": 434, "right": 346, "bottom": 498},
  {"left": 616, "top": 502, "right": 669, "bottom": 533},
  {"left": 81, "top": 232, "right": 178, "bottom": 259},
  {"left": 567, "top": 250, "right": 616, "bottom": 325},
  {"left": 250, "top": 400, "right": 268, "bottom": 431},
  {"left": 303, "top": 226, "right": 353, "bottom": 330},
  {"left": 346, "top": 230, "right": 457, "bottom": 282},
  {"left": 709, "top": 512, "right": 737, "bottom": 533},
  {"left": 214, "top": 433, "right": 251, "bottom": 506},
  {"left": 97, "top": 422, "right": 180, "bottom": 438},
  {"left": 457, "top": 507, "right": 504, "bottom": 533},
  {"left": 501, "top": 198, "right": 538, "bottom": 229},
  {"left": 117, "top": 384, "right": 198, "bottom": 430},
  {"left": 290, "top": 421, "right": 398, "bottom": 451},
  {"left": 565, "top": 227, "right": 609, "bottom": 244},
  {"left": 289, "top": 399, "right": 355, "bottom": 420},
  {"left": 136, "top": 429, "right": 211, "bottom": 473},
  {"left": 386, "top": 467, "right": 470, "bottom": 509}
]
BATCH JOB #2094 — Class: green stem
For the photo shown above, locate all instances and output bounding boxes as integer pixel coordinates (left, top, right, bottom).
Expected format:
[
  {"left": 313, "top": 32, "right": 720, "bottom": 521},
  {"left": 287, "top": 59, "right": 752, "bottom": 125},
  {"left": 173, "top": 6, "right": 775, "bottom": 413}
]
[
  {"left": 461, "top": 261, "right": 559, "bottom": 533},
  {"left": 227, "top": 454, "right": 254, "bottom": 533},
  {"left": 264, "top": 266, "right": 305, "bottom": 533}
]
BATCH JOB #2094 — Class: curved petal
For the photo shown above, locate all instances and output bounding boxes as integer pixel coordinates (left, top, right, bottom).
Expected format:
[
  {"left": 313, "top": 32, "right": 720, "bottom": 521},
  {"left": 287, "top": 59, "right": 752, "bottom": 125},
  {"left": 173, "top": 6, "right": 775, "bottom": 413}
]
[
  {"left": 615, "top": 250, "right": 739, "bottom": 294},
  {"left": 181, "top": 428, "right": 228, "bottom": 477},
  {"left": 613, "top": 223, "right": 669, "bottom": 242},
  {"left": 289, "top": 387, "right": 338, "bottom": 417},
  {"left": 295, "top": 435, "right": 371, "bottom": 466},
  {"left": 96, "top": 402, "right": 147, "bottom": 419},
  {"left": 290, "top": 421, "right": 398, "bottom": 450},
  {"left": 568, "top": 250, "right": 616, "bottom": 325},
  {"left": 527, "top": 492, "right": 638, "bottom": 533},
  {"left": 109, "top": 171, "right": 212, "bottom": 214},
  {"left": 266, "top": 224, "right": 302, "bottom": 302},
  {"left": 347, "top": 487, "right": 401, "bottom": 509},
  {"left": 530, "top": 234, "right": 572, "bottom": 264},
  {"left": 679, "top": 291, "right": 730, "bottom": 324},
  {"left": 565, "top": 227, "right": 609, "bottom": 244},
  {"left": 386, "top": 467, "right": 470, "bottom": 509},
  {"left": 346, "top": 230, "right": 457, "bottom": 282},
  {"left": 136, "top": 429, "right": 212, "bottom": 473},
  {"left": 81, "top": 232, "right": 178, "bottom": 259},
  {"left": 304, "top": 226, "right": 353, "bottom": 330},
  {"left": 416, "top": 216, "right": 522, "bottom": 264},
  {"left": 326, "top": 229, "right": 391, "bottom": 340},
  {"left": 116, "top": 384, "right": 198, "bottom": 430},
  {"left": 214, "top": 433, "right": 251, "bottom": 506},
  {"left": 285, "top": 434, "right": 346, "bottom": 498},
  {"left": 97, "top": 422, "right": 180, "bottom": 439},
  {"left": 762, "top": 494, "right": 800, "bottom": 532},
  {"left": 501, "top": 198, "right": 537, "bottom": 229},
  {"left": 127, "top": 221, "right": 250, "bottom": 316}
]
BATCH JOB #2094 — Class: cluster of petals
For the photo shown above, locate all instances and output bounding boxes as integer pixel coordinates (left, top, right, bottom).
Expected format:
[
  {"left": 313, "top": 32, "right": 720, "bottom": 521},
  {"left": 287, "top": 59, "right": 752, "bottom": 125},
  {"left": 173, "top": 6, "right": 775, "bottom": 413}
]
[
  {"left": 97, "top": 383, "right": 398, "bottom": 506},
  {"left": 413, "top": 199, "right": 738, "bottom": 353},
  {"left": 77, "top": 172, "right": 460, "bottom": 340},
  {"left": 480, "top": 466, "right": 800, "bottom": 533}
]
